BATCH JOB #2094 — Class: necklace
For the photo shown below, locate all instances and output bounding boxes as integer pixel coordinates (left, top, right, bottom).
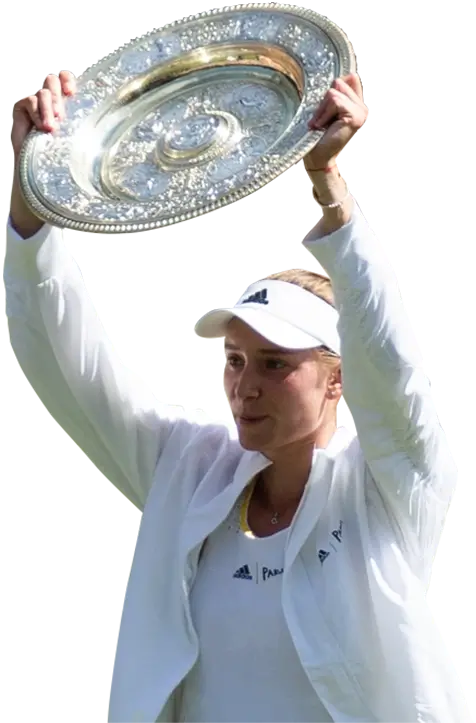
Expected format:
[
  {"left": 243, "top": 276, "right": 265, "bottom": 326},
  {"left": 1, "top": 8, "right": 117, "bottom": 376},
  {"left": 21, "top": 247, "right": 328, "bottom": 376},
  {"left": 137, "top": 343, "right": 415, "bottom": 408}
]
[
  {"left": 256, "top": 474, "right": 282, "bottom": 524},
  {"left": 240, "top": 477, "right": 286, "bottom": 529},
  {"left": 240, "top": 481, "right": 280, "bottom": 531},
  {"left": 256, "top": 480, "right": 282, "bottom": 525}
]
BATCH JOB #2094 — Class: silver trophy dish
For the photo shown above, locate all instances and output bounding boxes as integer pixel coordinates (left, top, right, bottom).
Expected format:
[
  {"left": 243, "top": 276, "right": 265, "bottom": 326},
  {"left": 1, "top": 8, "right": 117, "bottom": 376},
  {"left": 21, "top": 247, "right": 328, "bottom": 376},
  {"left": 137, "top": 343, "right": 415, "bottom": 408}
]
[{"left": 19, "top": 3, "right": 356, "bottom": 233}]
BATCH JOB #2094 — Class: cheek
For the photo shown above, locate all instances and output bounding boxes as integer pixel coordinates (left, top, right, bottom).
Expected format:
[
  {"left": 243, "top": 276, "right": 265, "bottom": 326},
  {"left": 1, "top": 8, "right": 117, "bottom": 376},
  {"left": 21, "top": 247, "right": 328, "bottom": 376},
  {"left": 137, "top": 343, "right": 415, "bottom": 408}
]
[
  {"left": 280, "top": 374, "right": 322, "bottom": 416},
  {"left": 269, "top": 379, "right": 302, "bottom": 415},
  {"left": 223, "top": 368, "right": 233, "bottom": 399}
]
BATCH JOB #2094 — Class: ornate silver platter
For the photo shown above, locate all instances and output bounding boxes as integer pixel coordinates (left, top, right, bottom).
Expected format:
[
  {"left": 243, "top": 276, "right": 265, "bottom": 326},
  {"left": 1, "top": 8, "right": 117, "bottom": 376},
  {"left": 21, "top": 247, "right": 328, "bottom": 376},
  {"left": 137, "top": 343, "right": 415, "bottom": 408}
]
[{"left": 19, "top": 3, "right": 355, "bottom": 233}]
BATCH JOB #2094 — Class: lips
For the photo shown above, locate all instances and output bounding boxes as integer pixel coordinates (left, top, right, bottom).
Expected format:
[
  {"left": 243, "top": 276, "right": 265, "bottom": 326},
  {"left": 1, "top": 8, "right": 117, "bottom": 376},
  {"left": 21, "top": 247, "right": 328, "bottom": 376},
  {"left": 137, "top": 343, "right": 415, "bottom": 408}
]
[{"left": 237, "top": 415, "right": 268, "bottom": 424}]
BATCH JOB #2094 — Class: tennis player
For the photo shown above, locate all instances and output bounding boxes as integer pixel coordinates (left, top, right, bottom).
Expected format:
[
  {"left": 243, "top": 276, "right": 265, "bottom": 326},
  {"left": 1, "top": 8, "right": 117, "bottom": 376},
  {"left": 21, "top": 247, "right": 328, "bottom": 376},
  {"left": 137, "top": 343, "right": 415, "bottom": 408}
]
[{"left": 5, "top": 70, "right": 468, "bottom": 722}]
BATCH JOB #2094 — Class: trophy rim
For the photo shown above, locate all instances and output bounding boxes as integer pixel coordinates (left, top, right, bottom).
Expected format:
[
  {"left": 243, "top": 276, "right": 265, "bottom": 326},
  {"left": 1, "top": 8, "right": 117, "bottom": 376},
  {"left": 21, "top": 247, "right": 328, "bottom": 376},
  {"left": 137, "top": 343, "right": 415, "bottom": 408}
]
[{"left": 19, "top": 2, "right": 357, "bottom": 234}]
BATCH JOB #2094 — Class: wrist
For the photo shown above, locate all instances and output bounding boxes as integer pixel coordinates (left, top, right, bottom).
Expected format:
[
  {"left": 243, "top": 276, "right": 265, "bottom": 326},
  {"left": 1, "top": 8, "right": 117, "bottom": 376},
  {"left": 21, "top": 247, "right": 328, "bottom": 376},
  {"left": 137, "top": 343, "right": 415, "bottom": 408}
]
[
  {"left": 304, "top": 151, "right": 337, "bottom": 173},
  {"left": 306, "top": 164, "right": 353, "bottom": 234},
  {"left": 308, "top": 165, "right": 346, "bottom": 206}
]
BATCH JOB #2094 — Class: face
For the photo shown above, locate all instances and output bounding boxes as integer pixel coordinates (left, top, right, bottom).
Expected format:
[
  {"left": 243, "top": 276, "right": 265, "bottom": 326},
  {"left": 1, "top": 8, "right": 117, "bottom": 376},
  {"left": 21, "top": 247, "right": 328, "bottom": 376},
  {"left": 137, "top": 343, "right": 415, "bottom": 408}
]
[{"left": 224, "top": 318, "right": 339, "bottom": 458}]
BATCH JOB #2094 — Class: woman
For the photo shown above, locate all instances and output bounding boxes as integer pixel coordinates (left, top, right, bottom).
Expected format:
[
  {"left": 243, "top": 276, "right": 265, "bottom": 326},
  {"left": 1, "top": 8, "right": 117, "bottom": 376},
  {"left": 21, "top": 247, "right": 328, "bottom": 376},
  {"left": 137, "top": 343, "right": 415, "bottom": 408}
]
[{"left": 6, "top": 71, "right": 468, "bottom": 722}]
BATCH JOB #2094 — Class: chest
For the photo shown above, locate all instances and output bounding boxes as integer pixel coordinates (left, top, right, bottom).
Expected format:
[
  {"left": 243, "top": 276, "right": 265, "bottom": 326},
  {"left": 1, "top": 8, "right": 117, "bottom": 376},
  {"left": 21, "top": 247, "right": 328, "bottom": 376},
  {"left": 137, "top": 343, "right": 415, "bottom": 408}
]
[
  {"left": 195, "top": 497, "right": 287, "bottom": 595},
  {"left": 189, "top": 508, "right": 289, "bottom": 678},
  {"left": 188, "top": 497, "right": 377, "bottom": 710}
]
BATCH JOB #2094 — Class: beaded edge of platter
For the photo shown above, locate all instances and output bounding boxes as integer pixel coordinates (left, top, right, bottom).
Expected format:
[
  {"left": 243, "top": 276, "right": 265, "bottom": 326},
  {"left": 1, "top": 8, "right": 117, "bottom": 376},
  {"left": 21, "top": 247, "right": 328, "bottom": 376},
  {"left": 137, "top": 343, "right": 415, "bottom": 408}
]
[{"left": 19, "top": 3, "right": 356, "bottom": 234}]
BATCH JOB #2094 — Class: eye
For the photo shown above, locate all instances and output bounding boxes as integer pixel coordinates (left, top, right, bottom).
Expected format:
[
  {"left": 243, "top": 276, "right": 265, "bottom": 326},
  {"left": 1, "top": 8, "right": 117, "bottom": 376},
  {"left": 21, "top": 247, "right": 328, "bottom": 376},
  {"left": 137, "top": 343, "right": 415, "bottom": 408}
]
[
  {"left": 264, "top": 358, "right": 287, "bottom": 370},
  {"left": 226, "top": 354, "right": 244, "bottom": 369}
]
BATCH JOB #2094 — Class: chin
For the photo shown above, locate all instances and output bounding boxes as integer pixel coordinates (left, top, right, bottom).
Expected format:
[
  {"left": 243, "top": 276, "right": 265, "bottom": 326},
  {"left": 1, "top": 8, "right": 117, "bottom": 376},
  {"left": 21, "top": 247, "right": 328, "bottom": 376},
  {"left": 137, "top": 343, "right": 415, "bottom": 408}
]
[
  {"left": 237, "top": 429, "right": 270, "bottom": 453},
  {"left": 239, "top": 438, "right": 261, "bottom": 452}
]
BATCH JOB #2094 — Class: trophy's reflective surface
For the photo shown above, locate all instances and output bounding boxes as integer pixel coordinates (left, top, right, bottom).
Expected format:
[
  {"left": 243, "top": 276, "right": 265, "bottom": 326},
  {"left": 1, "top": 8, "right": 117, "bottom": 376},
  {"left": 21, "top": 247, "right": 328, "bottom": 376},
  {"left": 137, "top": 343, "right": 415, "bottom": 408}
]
[{"left": 20, "top": 5, "right": 355, "bottom": 233}]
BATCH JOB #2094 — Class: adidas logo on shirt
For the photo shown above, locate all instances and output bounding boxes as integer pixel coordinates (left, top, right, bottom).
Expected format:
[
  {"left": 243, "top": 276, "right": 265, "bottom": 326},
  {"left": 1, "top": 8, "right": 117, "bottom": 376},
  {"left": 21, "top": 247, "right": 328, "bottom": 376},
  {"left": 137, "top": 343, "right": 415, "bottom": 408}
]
[
  {"left": 232, "top": 565, "right": 284, "bottom": 582},
  {"left": 233, "top": 564, "right": 253, "bottom": 580}
]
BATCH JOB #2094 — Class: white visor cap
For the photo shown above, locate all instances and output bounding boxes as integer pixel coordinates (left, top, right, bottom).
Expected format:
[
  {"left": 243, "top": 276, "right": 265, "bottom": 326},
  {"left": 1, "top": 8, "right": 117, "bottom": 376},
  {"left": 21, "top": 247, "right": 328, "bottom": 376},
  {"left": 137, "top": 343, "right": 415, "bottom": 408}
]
[{"left": 194, "top": 279, "right": 341, "bottom": 354}]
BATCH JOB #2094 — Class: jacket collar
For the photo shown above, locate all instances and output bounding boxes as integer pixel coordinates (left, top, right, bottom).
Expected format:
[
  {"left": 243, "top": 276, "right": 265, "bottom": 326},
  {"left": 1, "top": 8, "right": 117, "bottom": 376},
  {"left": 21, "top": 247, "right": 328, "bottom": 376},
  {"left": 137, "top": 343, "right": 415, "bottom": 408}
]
[
  {"left": 284, "top": 426, "right": 354, "bottom": 567},
  {"left": 180, "top": 426, "right": 354, "bottom": 562},
  {"left": 284, "top": 448, "right": 335, "bottom": 568},
  {"left": 180, "top": 449, "right": 271, "bottom": 559}
]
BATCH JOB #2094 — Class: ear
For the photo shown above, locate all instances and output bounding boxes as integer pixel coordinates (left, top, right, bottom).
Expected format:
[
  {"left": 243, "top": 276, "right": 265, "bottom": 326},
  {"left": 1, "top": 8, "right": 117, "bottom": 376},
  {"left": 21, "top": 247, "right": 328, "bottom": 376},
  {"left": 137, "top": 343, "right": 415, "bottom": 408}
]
[{"left": 327, "top": 365, "right": 343, "bottom": 401}]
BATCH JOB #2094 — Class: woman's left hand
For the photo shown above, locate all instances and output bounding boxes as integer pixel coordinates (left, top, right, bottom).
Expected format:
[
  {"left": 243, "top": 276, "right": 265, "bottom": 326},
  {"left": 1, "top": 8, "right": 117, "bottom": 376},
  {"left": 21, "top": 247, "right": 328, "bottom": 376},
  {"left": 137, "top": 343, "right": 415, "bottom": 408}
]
[{"left": 304, "top": 73, "right": 368, "bottom": 171}]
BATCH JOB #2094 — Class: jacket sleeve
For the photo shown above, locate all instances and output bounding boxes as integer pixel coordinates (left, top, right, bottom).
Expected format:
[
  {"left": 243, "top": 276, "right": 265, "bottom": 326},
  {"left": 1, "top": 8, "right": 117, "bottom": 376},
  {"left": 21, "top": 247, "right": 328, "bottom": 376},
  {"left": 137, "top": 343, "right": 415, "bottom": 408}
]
[
  {"left": 3, "top": 220, "right": 213, "bottom": 511},
  {"left": 303, "top": 201, "right": 457, "bottom": 565}
]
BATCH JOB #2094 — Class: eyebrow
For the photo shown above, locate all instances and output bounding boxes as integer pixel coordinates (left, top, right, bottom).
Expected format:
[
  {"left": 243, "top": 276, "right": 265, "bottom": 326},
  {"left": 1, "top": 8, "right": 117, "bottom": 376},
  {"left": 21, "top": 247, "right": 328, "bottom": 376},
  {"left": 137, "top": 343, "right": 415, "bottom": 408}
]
[{"left": 224, "top": 342, "right": 297, "bottom": 355}]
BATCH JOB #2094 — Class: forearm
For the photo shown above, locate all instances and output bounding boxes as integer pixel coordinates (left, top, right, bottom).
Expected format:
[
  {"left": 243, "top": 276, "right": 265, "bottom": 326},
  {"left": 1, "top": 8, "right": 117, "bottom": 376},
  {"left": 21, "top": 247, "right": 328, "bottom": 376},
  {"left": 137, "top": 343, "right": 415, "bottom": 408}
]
[
  {"left": 304, "top": 204, "right": 441, "bottom": 472},
  {"left": 304, "top": 206, "right": 458, "bottom": 563},
  {"left": 10, "top": 164, "right": 44, "bottom": 239}
]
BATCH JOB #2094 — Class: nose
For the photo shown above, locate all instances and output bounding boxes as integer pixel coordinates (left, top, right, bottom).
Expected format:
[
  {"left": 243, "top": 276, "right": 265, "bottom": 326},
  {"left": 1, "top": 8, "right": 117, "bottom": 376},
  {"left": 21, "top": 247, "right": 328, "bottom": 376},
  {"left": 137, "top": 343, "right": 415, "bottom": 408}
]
[{"left": 235, "top": 365, "right": 261, "bottom": 400}]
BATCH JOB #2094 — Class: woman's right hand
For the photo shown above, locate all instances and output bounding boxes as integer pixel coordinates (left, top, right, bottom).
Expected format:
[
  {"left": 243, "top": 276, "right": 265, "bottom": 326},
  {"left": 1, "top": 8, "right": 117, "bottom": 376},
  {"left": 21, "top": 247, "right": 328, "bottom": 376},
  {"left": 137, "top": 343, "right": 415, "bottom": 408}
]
[
  {"left": 12, "top": 70, "right": 76, "bottom": 158},
  {"left": 10, "top": 71, "right": 76, "bottom": 238}
]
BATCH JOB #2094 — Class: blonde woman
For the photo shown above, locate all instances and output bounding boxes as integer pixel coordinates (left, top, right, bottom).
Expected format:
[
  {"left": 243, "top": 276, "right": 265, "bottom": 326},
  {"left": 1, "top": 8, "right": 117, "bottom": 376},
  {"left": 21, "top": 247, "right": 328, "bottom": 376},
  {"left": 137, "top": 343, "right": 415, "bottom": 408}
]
[{"left": 5, "top": 70, "right": 468, "bottom": 722}]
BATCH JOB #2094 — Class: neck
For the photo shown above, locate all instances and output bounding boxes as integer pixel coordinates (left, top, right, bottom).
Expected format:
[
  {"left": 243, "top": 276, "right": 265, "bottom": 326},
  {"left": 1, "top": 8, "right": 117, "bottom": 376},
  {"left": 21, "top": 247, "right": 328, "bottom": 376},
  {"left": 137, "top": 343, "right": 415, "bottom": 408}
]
[{"left": 257, "top": 418, "right": 337, "bottom": 513}]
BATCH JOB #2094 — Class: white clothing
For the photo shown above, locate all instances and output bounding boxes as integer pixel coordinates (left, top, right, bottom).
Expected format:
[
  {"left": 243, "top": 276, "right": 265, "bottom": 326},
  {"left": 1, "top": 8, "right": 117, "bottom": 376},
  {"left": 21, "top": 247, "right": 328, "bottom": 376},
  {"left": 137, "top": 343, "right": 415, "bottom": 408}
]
[
  {"left": 3, "top": 203, "right": 469, "bottom": 722},
  {"left": 177, "top": 492, "right": 333, "bottom": 722}
]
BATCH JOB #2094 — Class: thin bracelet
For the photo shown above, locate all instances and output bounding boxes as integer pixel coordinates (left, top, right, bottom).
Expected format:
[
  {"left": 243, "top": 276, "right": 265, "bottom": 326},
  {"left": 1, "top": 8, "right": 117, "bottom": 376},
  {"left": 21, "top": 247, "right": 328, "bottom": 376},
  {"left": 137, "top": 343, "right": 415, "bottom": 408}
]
[
  {"left": 306, "top": 165, "right": 337, "bottom": 174},
  {"left": 308, "top": 164, "right": 350, "bottom": 208},
  {"left": 312, "top": 184, "right": 350, "bottom": 209}
]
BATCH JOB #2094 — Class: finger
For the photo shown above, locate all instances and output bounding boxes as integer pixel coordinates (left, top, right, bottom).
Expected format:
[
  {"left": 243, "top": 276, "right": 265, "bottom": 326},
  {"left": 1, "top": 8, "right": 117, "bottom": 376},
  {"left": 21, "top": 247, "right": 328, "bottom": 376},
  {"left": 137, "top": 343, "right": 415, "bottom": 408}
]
[
  {"left": 43, "top": 74, "right": 64, "bottom": 119},
  {"left": 59, "top": 70, "right": 76, "bottom": 96},
  {"left": 309, "top": 89, "right": 353, "bottom": 129},
  {"left": 310, "top": 83, "right": 356, "bottom": 129},
  {"left": 310, "top": 92, "right": 335, "bottom": 128},
  {"left": 36, "top": 88, "right": 56, "bottom": 131},
  {"left": 339, "top": 73, "right": 364, "bottom": 101},
  {"left": 13, "top": 95, "right": 41, "bottom": 128},
  {"left": 332, "top": 76, "right": 362, "bottom": 106},
  {"left": 309, "top": 102, "right": 336, "bottom": 131}
]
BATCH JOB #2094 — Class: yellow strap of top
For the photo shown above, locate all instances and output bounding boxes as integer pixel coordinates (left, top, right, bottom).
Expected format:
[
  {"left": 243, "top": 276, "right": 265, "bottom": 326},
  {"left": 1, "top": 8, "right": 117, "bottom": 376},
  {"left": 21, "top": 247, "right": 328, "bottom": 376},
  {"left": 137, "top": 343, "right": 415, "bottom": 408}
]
[{"left": 239, "top": 480, "right": 256, "bottom": 535}]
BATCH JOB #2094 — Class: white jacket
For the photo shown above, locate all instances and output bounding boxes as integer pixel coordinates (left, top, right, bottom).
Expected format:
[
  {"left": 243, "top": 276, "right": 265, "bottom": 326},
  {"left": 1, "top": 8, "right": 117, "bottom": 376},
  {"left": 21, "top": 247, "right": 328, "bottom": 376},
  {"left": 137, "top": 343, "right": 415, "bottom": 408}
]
[{"left": 4, "top": 203, "right": 469, "bottom": 723}]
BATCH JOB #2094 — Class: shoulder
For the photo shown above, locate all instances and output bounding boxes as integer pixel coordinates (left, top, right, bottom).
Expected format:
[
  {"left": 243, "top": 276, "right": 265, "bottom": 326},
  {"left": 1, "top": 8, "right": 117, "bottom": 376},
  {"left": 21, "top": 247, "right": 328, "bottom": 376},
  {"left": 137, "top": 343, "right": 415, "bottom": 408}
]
[{"left": 165, "top": 408, "right": 245, "bottom": 480}]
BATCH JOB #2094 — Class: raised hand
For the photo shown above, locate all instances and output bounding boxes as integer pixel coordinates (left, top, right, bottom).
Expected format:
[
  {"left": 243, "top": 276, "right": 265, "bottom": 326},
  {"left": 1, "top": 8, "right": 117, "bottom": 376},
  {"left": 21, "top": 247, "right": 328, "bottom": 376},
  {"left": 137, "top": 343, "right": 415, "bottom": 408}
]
[
  {"left": 10, "top": 71, "right": 76, "bottom": 237},
  {"left": 11, "top": 71, "right": 76, "bottom": 160},
  {"left": 304, "top": 73, "right": 368, "bottom": 172}
]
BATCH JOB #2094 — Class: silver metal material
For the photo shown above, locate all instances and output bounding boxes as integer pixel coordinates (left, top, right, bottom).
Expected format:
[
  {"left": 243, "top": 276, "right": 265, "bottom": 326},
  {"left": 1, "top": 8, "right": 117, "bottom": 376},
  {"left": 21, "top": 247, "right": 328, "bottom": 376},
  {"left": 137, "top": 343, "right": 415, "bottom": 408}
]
[{"left": 20, "top": 3, "right": 356, "bottom": 233}]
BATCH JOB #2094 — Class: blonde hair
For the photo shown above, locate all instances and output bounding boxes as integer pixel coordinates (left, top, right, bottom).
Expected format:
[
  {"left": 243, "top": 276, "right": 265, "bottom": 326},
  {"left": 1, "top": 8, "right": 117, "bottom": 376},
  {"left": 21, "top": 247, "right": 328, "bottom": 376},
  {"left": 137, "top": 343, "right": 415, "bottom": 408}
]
[{"left": 264, "top": 269, "right": 340, "bottom": 371}]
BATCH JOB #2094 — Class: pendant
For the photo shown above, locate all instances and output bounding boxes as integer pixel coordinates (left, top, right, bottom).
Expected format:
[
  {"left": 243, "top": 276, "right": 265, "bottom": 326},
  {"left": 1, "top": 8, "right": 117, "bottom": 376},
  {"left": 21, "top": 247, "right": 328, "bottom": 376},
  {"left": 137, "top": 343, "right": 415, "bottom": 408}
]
[{"left": 271, "top": 513, "right": 279, "bottom": 525}]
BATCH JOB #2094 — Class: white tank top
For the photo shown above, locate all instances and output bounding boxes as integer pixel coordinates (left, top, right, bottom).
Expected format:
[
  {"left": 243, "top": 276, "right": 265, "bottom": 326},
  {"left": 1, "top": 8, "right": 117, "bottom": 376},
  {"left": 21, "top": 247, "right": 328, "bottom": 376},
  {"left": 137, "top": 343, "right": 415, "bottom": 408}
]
[{"left": 177, "top": 484, "right": 334, "bottom": 722}]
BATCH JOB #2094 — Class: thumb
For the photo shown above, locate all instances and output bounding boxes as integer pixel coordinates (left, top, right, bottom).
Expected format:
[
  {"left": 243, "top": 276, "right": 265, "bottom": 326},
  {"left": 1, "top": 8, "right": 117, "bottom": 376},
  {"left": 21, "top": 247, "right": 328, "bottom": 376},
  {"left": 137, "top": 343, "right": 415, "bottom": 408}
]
[{"left": 11, "top": 105, "right": 35, "bottom": 160}]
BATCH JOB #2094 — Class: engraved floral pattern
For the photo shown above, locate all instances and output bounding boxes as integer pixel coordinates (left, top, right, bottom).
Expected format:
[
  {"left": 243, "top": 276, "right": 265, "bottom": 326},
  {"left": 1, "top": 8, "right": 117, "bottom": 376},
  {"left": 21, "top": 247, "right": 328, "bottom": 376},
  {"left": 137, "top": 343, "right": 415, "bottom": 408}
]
[
  {"left": 20, "top": 4, "right": 354, "bottom": 232},
  {"left": 238, "top": 13, "right": 286, "bottom": 41},
  {"left": 117, "top": 34, "right": 182, "bottom": 75},
  {"left": 118, "top": 163, "right": 171, "bottom": 199}
]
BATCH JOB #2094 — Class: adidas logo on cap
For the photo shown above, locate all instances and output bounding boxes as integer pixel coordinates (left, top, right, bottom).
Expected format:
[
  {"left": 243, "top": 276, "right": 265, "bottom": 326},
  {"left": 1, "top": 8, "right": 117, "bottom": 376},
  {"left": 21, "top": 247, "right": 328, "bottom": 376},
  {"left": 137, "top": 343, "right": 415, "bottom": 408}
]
[{"left": 241, "top": 289, "right": 269, "bottom": 305}]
